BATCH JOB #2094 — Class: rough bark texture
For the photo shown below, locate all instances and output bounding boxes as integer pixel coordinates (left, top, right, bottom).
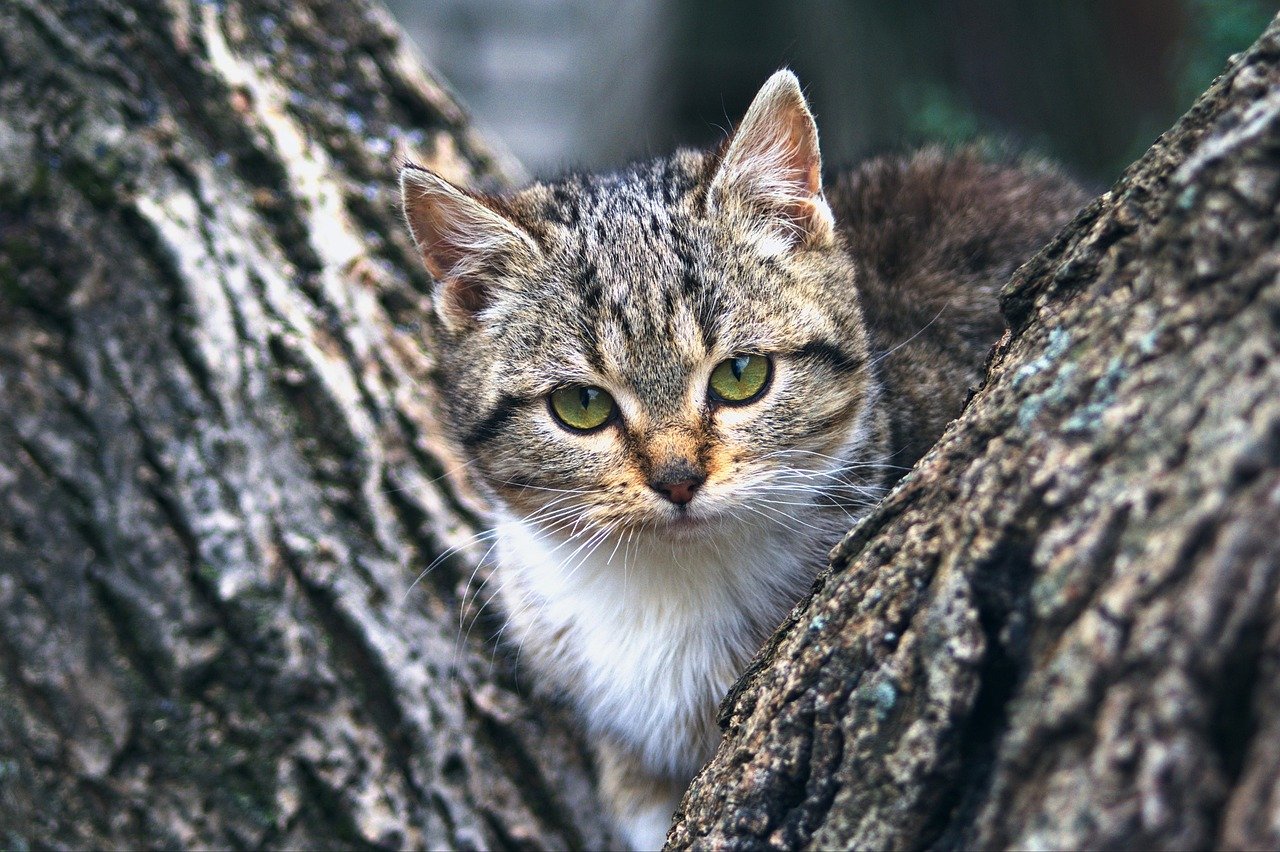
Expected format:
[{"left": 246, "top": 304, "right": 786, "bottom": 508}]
[
  {"left": 671, "top": 14, "right": 1280, "bottom": 852},
  {"left": 0, "top": 1, "right": 616, "bottom": 849},
  {"left": 4, "top": 2, "right": 1280, "bottom": 851}
]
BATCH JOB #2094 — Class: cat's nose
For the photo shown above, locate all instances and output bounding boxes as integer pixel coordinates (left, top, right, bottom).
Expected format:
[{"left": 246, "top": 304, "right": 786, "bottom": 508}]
[{"left": 649, "top": 466, "right": 706, "bottom": 506}]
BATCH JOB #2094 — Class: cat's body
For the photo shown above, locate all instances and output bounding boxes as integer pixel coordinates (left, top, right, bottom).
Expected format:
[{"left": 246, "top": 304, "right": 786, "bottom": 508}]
[{"left": 401, "top": 72, "right": 1086, "bottom": 849}]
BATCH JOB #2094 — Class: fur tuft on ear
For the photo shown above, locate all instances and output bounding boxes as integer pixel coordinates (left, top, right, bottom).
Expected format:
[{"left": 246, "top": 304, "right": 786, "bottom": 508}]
[
  {"left": 708, "top": 70, "right": 835, "bottom": 249},
  {"left": 399, "top": 165, "right": 540, "bottom": 327}
]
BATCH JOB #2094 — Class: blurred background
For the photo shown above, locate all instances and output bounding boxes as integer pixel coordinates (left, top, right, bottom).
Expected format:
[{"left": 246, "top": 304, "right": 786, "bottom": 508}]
[{"left": 386, "top": 0, "right": 1274, "bottom": 185}]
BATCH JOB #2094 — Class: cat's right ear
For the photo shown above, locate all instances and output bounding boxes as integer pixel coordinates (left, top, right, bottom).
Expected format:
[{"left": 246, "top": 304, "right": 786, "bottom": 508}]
[{"left": 399, "top": 165, "right": 541, "bottom": 329}]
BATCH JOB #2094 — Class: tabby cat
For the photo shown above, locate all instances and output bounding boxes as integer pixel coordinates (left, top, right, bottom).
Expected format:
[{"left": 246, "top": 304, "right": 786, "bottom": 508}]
[{"left": 400, "top": 71, "right": 1086, "bottom": 849}]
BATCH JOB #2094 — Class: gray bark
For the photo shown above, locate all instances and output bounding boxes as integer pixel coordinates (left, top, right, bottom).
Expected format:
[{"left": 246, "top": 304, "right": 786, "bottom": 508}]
[
  {"left": 670, "top": 13, "right": 1280, "bottom": 851},
  {"left": 0, "top": 1, "right": 614, "bottom": 848},
  {"left": 3, "top": 2, "right": 1280, "bottom": 851}
]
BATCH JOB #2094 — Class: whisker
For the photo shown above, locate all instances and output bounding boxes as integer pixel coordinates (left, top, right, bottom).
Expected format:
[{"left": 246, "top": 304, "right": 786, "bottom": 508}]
[
  {"left": 455, "top": 535, "right": 504, "bottom": 660},
  {"left": 493, "top": 478, "right": 603, "bottom": 496},
  {"left": 870, "top": 303, "right": 949, "bottom": 368},
  {"left": 757, "top": 448, "right": 910, "bottom": 472},
  {"left": 737, "top": 501, "right": 837, "bottom": 535},
  {"left": 401, "top": 526, "right": 498, "bottom": 604}
]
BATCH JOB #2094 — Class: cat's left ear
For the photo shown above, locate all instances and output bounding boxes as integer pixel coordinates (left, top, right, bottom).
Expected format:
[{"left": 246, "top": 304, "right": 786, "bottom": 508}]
[{"left": 708, "top": 70, "right": 835, "bottom": 249}]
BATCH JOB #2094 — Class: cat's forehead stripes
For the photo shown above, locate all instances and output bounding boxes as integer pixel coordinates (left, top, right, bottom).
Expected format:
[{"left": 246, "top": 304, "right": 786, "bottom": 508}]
[{"left": 522, "top": 158, "right": 724, "bottom": 413}]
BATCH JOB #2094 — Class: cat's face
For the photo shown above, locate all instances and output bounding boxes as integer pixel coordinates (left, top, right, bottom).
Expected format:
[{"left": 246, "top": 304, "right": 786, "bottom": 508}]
[{"left": 403, "top": 72, "right": 883, "bottom": 543}]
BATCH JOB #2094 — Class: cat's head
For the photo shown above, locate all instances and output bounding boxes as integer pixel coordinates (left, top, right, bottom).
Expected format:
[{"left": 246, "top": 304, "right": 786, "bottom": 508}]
[{"left": 400, "top": 71, "right": 881, "bottom": 544}]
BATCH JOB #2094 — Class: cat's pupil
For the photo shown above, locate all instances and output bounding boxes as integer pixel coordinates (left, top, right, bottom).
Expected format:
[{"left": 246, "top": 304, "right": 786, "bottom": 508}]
[
  {"left": 579, "top": 387, "right": 595, "bottom": 409},
  {"left": 731, "top": 356, "right": 748, "bottom": 381}
]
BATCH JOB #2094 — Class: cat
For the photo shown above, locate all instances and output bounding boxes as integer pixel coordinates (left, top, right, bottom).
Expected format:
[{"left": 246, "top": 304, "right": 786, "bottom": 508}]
[{"left": 399, "top": 70, "right": 1087, "bottom": 850}]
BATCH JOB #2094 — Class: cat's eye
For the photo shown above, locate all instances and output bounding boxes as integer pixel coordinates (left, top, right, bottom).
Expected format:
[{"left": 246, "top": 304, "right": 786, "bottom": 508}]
[
  {"left": 708, "top": 354, "right": 771, "bottom": 404},
  {"left": 549, "top": 385, "right": 617, "bottom": 432}
]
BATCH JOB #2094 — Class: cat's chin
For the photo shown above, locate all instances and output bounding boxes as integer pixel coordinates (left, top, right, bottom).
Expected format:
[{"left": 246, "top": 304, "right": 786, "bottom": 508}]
[
  {"left": 649, "top": 504, "right": 743, "bottom": 541},
  {"left": 663, "top": 511, "right": 714, "bottom": 537}
]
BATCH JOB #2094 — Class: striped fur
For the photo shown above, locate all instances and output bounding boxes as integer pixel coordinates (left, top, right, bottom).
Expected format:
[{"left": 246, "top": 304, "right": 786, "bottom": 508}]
[{"left": 401, "top": 71, "right": 1087, "bottom": 849}]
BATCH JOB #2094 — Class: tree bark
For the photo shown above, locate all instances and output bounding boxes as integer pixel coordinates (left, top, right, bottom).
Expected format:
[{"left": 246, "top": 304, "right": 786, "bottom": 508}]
[
  {"left": 3, "top": 2, "right": 1279, "bottom": 851},
  {"left": 670, "top": 13, "right": 1280, "bottom": 852},
  {"left": 0, "top": 1, "right": 615, "bottom": 848}
]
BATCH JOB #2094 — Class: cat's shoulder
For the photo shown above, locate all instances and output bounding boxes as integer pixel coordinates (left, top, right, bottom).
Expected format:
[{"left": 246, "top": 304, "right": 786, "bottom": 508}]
[{"left": 827, "top": 145, "right": 1090, "bottom": 278}]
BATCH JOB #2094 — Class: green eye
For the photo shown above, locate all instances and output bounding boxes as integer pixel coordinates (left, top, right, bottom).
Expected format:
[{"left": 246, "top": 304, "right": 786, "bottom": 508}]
[
  {"left": 708, "top": 354, "right": 771, "bottom": 404},
  {"left": 549, "top": 385, "right": 617, "bottom": 431}
]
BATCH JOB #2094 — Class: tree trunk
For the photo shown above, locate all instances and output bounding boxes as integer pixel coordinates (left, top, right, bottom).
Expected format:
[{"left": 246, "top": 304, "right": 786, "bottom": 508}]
[
  {"left": 0, "top": 1, "right": 615, "bottom": 848},
  {"left": 3, "top": 2, "right": 1279, "bottom": 850},
  {"left": 670, "top": 13, "right": 1280, "bottom": 852}
]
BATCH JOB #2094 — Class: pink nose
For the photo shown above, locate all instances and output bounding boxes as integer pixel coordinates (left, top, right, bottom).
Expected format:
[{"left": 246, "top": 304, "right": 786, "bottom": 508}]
[{"left": 650, "top": 475, "right": 705, "bottom": 506}]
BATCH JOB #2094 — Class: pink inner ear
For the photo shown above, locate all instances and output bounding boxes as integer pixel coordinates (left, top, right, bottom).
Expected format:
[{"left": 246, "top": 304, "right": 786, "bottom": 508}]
[
  {"left": 774, "top": 109, "right": 823, "bottom": 196},
  {"left": 442, "top": 269, "right": 489, "bottom": 315},
  {"left": 768, "top": 119, "right": 824, "bottom": 231},
  {"left": 796, "top": 141, "right": 822, "bottom": 197},
  {"left": 415, "top": 221, "right": 471, "bottom": 285},
  {"left": 402, "top": 183, "right": 469, "bottom": 279},
  {"left": 407, "top": 204, "right": 492, "bottom": 315},
  {"left": 401, "top": 167, "right": 541, "bottom": 322},
  {"left": 413, "top": 205, "right": 499, "bottom": 318},
  {"left": 710, "top": 72, "right": 834, "bottom": 247}
]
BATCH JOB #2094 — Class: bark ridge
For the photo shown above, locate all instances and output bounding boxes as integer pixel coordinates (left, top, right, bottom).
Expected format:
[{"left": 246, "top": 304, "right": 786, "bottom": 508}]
[{"left": 0, "top": 1, "right": 613, "bottom": 848}]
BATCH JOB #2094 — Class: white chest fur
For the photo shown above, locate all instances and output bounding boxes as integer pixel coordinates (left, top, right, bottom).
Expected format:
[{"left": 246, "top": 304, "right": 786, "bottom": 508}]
[{"left": 493, "top": 510, "right": 828, "bottom": 777}]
